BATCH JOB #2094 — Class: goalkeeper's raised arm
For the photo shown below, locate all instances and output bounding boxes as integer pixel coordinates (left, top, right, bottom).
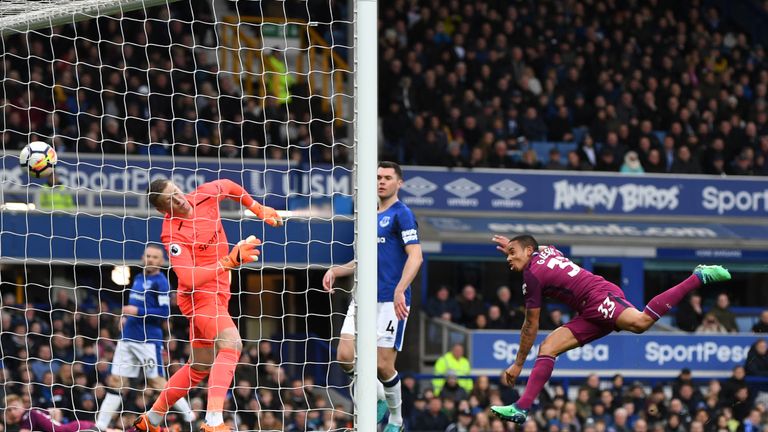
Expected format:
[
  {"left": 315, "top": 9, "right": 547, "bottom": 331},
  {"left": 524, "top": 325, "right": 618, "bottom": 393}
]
[{"left": 146, "top": 178, "right": 275, "bottom": 289}]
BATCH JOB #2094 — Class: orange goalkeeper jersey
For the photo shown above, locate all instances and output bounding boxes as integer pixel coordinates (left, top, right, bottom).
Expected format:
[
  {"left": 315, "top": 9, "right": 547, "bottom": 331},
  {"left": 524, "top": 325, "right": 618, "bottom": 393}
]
[{"left": 160, "top": 179, "right": 256, "bottom": 297}]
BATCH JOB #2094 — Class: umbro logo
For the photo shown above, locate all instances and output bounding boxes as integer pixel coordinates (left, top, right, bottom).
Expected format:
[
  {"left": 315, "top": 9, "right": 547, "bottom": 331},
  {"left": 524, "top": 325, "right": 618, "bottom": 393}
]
[
  {"left": 444, "top": 178, "right": 481, "bottom": 199},
  {"left": 401, "top": 176, "right": 437, "bottom": 197},
  {"left": 489, "top": 179, "right": 527, "bottom": 200}
]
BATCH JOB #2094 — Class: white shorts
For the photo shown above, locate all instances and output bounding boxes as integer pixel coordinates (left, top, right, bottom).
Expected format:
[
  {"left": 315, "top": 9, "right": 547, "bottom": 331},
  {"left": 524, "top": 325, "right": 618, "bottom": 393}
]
[
  {"left": 340, "top": 300, "right": 409, "bottom": 351},
  {"left": 111, "top": 341, "right": 164, "bottom": 379}
]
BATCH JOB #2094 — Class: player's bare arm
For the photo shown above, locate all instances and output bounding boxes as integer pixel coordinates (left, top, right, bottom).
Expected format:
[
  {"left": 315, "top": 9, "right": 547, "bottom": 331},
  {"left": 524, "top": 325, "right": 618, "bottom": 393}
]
[
  {"left": 502, "top": 307, "right": 540, "bottom": 386},
  {"left": 323, "top": 260, "right": 356, "bottom": 292},
  {"left": 393, "top": 243, "right": 423, "bottom": 320}
]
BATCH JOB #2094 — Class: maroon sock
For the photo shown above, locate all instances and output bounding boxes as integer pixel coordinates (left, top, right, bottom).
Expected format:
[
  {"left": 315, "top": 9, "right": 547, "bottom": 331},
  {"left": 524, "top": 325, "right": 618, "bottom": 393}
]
[
  {"left": 643, "top": 275, "right": 701, "bottom": 320},
  {"left": 516, "top": 355, "right": 556, "bottom": 409}
]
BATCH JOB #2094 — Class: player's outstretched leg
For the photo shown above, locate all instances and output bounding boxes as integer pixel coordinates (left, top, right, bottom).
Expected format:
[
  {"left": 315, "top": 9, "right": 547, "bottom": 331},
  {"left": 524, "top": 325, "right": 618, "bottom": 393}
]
[
  {"left": 490, "top": 355, "right": 554, "bottom": 424},
  {"left": 128, "top": 363, "right": 210, "bottom": 432},
  {"left": 492, "top": 327, "right": 579, "bottom": 424},
  {"left": 201, "top": 327, "right": 242, "bottom": 432},
  {"left": 643, "top": 265, "right": 730, "bottom": 321}
]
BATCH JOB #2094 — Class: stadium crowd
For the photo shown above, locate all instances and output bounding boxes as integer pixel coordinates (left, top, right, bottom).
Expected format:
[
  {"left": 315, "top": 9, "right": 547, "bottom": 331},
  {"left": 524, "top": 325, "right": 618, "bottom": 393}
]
[
  {"left": 0, "top": 290, "right": 357, "bottom": 431},
  {"left": 0, "top": 1, "right": 349, "bottom": 166},
  {"left": 7, "top": 0, "right": 768, "bottom": 177},
  {"left": 425, "top": 283, "right": 768, "bottom": 335},
  {"left": 5, "top": 0, "right": 768, "bottom": 430},
  {"left": 378, "top": 0, "right": 768, "bottom": 176},
  {"left": 2, "top": 285, "right": 768, "bottom": 432}
]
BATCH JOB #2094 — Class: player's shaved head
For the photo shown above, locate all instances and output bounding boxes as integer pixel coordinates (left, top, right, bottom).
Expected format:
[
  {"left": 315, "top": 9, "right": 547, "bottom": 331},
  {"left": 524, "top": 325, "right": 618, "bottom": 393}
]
[
  {"left": 511, "top": 234, "right": 539, "bottom": 252},
  {"left": 148, "top": 178, "right": 172, "bottom": 210}
]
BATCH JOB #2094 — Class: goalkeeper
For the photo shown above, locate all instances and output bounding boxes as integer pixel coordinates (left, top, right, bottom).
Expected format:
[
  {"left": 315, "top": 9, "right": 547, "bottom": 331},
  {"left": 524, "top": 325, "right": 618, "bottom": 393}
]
[{"left": 129, "top": 178, "right": 282, "bottom": 432}]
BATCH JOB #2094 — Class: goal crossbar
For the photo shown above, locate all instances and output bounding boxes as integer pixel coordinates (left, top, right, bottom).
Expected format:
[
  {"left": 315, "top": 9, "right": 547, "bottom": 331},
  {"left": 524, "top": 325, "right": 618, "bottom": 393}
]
[{"left": 0, "top": 0, "right": 178, "bottom": 34}]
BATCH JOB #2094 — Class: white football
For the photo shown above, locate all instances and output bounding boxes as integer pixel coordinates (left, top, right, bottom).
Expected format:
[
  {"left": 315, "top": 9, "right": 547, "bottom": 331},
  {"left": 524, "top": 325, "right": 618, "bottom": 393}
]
[{"left": 20, "top": 141, "right": 57, "bottom": 178}]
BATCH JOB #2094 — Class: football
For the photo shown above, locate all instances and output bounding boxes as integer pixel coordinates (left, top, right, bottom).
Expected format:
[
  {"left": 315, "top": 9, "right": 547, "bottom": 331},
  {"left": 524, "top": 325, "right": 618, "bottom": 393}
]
[{"left": 20, "top": 141, "right": 57, "bottom": 178}]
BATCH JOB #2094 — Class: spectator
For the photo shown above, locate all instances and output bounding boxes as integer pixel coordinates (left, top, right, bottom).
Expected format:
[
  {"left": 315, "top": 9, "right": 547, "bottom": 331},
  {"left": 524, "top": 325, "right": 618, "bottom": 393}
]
[
  {"left": 456, "top": 284, "right": 485, "bottom": 327},
  {"left": 445, "top": 407, "right": 474, "bottom": 432},
  {"left": 744, "top": 338, "right": 768, "bottom": 377},
  {"left": 486, "top": 305, "right": 507, "bottom": 329},
  {"left": 742, "top": 409, "right": 762, "bottom": 432},
  {"left": 411, "top": 397, "right": 450, "bottom": 432},
  {"left": 597, "top": 149, "right": 621, "bottom": 171},
  {"left": 583, "top": 374, "right": 602, "bottom": 403},
  {"left": 520, "top": 107, "right": 548, "bottom": 142},
  {"left": 626, "top": 383, "right": 646, "bottom": 416},
  {"left": 709, "top": 293, "right": 739, "bottom": 332},
  {"left": 401, "top": 375, "right": 418, "bottom": 422},
  {"left": 574, "top": 388, "right": 592, "bottom": 422},
  {"left": 544, "top": 148, "right": 566, "bottom": 170},
  {"left": 486, "top": 140, "right": 516, "bottom": 168},
  {"left": 469, "top": 375, "right": 491, "bottom": 409},
  {"left": 425, "top": 285, "right": 461, "bottom": 323},
  {"left": 620, "top": 151, "right": 644, "bottom": 174},
  {"left": 670, "top": 146, "right": 702, "bottom": 174},
  {"left": 672, "top": 369, "right": 697, "bottom": 400},
  {"left": 731, "top": 385, "right": 752, "bottom": 421},
  {"left": 540, "top": 308, "right": 565, "bottom": 331},
  {"left": 695, "top": 313, "right": 729, "bottom": 334},
  {"left": 675, "top": 293, "right": 704, "bottom": 332},
  {"left": 518, "top": 149, "right": 542, "bottom": 170},
  {"left": 29, "top": 345, "right": 60, "bottom": 382},
  {"left": 677, "top": 383, "right": 701, "bottom": 415},
  {"left": 433, "top": 343, "right": 472, "bottom": 396},
  {"left": 440, "top": 371, "right": 470, "bottom": 403},
  {"left": 566, "top": 150, "right": 592, "bottom": 171},
  {"left": 578, "top": 134, "right": 598, "bottom": 168},
  {"left": 751, "top": 310, "right": 768, "bottom": 333},
  {"left": 493, "top": 286, "right": 524, "bottom": 328},
  {"left": 721, "top": 366, "right": 747, "bottom": 402},
  {"left": 609, "top": 407, "right": 630, "bottom": 432}
]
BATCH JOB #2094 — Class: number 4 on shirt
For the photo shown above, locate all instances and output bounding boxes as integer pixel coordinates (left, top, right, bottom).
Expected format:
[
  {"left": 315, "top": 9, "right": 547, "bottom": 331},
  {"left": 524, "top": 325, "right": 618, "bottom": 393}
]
[{"left": 386, "top": 321, "right": 395, "bottom": 334}]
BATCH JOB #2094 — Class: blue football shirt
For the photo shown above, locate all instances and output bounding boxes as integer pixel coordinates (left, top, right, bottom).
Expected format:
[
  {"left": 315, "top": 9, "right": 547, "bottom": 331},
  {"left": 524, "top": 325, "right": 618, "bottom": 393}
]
[
  {"left": 377, "top": 201, "right": 420, "bottom": 305},
  {"left": 121, "top": 272, "right": 171, "bottom": 343}
]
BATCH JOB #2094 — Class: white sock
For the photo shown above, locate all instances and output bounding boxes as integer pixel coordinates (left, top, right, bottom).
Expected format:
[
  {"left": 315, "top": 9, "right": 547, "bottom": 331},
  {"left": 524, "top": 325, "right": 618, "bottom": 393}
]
[
  {"left": 205, "top": 411, "right": 223, "bottom": 426},
  {"left": 147, "top": 410, "right": 163, "bottom": 426},
  {"left": 381, "top": 373, "right": 403, "bottom": 426},
  {"left": 96, "top": 393, "right": 121, "bottom": 430},
  {"left": 173, "top": 398, "right": 196, "bottom": 423},
  {"left": 376, "top": 379, "right": 385, "bottom": 401}
]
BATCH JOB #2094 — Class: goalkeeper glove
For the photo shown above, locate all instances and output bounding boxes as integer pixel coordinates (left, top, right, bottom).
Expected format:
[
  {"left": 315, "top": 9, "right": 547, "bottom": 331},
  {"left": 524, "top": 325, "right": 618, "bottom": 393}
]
[
  {"left": 249, "top": 203, "right": 283, "bottom": 227},
  {"left": 220, "top": 236, "right": 261, "bottom": 270}
]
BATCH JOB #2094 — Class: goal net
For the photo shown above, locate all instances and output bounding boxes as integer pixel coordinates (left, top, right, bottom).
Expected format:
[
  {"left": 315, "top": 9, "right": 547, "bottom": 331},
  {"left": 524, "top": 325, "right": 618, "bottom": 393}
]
[{"left": 0, "top": 0, "right": 367, "bottom": 430}]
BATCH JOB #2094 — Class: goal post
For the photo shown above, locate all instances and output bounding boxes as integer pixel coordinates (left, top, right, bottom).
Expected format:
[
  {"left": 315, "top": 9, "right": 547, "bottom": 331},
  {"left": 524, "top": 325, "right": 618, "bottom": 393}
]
[
  {"left": 0, "top": 0, "right": 376, "bottom": 430},
  {"left": 354, "top": 0, "right": 378, "bottom": 430}
]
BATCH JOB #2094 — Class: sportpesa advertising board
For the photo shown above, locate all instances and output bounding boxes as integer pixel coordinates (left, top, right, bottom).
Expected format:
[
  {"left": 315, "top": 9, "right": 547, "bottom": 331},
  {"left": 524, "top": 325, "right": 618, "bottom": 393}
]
[
  {"left": 472, "top": 332, "right": 758, "bottom": 377},
  {"left": 4, "top": 155, "right": 768, "bottom": 217}
]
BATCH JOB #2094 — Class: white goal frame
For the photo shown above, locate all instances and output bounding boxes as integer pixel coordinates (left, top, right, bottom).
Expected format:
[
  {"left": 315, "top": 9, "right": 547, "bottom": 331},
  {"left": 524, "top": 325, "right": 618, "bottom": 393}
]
[
  {"left": 0, "top": 0, "right": 378, "bottom": 429},
  {"left": 354, "top": 0, "right": 378, "bottom": 430}
]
